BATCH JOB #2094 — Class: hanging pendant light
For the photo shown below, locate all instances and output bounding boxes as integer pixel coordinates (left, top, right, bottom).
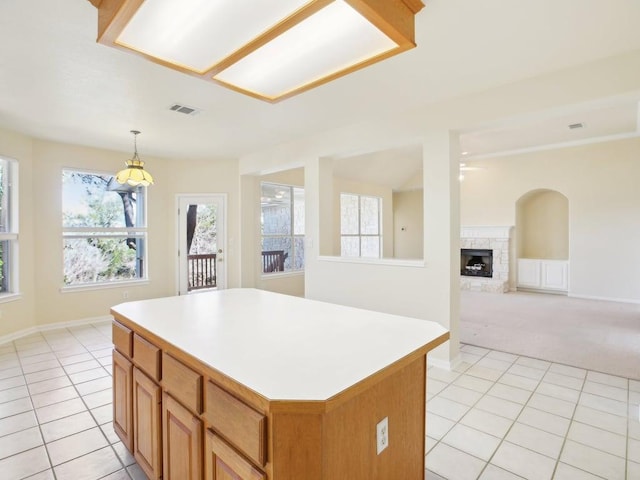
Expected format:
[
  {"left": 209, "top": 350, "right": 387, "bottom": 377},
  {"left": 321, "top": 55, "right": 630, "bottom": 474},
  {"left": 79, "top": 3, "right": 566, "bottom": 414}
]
[{"left": 116, "top": 130, "right": 154, "bottom": 187}]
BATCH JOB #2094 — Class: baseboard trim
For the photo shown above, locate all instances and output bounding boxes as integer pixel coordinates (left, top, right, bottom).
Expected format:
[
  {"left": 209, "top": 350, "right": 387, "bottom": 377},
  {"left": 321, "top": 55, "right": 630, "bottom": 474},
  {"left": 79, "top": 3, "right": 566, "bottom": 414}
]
[
  {"left": 427, "top": 353, "right": 462, "bottom": 371},
  {"left": 568, "top": 293, "right": 640, "bottom": 305},
  {"left": 0, "top": 315, "right": 112, "bottom": 345},
  {"left": 518, "top": 287, "right": 567, "bottom": 296}
]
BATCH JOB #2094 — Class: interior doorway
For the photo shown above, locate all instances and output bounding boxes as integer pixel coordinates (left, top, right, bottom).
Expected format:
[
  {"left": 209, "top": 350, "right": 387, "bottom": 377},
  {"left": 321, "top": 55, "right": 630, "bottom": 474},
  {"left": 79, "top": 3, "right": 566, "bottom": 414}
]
[{"left": 177, "top": 194, "right": 226, "bottom": 295}]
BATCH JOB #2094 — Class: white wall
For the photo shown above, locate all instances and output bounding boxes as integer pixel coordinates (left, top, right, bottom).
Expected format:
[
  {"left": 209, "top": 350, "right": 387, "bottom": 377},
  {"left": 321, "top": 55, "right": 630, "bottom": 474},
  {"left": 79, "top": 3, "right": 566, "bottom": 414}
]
[
  {"left": 461, "top": 137, "right": 640, "bottom": 302},
  {"left": 307, "top": 132, "right": 461, "bottom": 365},
  {"left": 0, "top": 129, "right": 242, "bottom": 338},
  {"left": 393, "top": 189, "right": 424, "bottom": 259}
]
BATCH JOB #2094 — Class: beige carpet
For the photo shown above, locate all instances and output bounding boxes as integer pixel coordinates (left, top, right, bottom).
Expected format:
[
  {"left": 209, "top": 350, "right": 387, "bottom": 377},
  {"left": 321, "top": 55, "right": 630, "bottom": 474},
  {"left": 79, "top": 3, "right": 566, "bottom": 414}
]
[{"left": 460, "top": 290, "right": 640, "bottom": 380}]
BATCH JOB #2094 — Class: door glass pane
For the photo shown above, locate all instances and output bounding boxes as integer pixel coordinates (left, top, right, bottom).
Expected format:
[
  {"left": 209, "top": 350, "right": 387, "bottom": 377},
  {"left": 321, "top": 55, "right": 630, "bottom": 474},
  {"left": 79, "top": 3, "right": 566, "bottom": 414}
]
[{"left": 188, "top": 203, "right": 218, "bottom": 254}]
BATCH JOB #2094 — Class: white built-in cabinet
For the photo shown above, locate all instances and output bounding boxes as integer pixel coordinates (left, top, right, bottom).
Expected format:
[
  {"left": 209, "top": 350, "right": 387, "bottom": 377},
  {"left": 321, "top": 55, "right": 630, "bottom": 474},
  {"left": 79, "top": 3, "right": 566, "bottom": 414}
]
[{"left": 517, "top": 259, "right": 569, "bottom": 292}]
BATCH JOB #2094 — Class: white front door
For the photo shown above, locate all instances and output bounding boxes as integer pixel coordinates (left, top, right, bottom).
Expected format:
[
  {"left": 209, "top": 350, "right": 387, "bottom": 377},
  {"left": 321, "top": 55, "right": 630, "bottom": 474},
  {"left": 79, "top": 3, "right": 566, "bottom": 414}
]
[{"left": 177, "top": 194, "right": 226, "bottom": 295}]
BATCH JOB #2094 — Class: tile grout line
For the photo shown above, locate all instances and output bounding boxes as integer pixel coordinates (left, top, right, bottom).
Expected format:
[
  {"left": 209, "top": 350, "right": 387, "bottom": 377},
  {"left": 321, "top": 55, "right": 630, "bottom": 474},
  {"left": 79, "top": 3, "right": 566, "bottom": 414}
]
[
  {"left": 473, "top": 352, "right": 547, "bottom": 480},
  {"left": 430, "top": 346, "right": 630, "bottom": 480},
  {"left": 16, "top": 333, "right": 57, "bottom": 480},
  {"left": 1, "top": 325, "right": 133, "bottom": 480},
  {"left": 548, "top": 367, "right": 586, "bottom": 480},
  {"left": 61, "top": 324, "right": 136, "bottom": 480}
]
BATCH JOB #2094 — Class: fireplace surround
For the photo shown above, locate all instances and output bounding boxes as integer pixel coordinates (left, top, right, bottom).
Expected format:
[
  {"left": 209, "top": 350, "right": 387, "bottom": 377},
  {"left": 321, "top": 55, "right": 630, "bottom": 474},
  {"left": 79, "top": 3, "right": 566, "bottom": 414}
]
[{"left": 460, "top": 226, "right": 512, "bottom": 293}]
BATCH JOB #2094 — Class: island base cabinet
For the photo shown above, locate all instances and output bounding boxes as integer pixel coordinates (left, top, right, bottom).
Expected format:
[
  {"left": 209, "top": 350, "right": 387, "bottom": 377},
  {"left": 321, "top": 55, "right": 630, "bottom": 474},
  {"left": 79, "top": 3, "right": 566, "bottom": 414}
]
[
  {"left": 133, "top": 367, "right": 162, "bottom": 480},
  {"left": 163, "top": 392, "right": 202, "bottom": 480},
  {"left": 271, "top": 355, "right": 426, "bottom": 480},
  {"left": 112, "top": 350, "right": 133, "bottom": 452},
  {"left": 205, "top": 430, "right": 265, "bottom": 480}
]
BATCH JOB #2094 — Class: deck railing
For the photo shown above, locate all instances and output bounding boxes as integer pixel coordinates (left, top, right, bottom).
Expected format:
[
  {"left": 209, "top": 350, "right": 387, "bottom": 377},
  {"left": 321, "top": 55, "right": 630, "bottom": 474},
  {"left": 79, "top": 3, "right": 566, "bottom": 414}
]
[
  {"left": 262, "top": 250, "right": 286, "bottom": 273},
  {"left": 187, "top": 253, "right": 217, "bottom": 291}
]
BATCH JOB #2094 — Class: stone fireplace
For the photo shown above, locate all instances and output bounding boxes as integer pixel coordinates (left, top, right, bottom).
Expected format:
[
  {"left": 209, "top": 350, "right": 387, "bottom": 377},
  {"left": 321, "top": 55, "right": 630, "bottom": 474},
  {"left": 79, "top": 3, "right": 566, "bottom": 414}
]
[{"left": 460, "top": 226, "right": 512, "bottom": 293}]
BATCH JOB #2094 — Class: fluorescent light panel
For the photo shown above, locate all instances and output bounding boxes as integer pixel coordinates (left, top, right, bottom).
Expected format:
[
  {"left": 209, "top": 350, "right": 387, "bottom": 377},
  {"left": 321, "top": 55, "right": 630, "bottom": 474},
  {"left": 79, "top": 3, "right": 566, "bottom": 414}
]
[
  {"left": 117, "top": 0, "right": 310, "bottom": 73},
  {"left": 95, "top": 0, "right": 423, "bottom": 102},
  {"left": 213, "top": 1, "right": 398, "bottom": 99}
]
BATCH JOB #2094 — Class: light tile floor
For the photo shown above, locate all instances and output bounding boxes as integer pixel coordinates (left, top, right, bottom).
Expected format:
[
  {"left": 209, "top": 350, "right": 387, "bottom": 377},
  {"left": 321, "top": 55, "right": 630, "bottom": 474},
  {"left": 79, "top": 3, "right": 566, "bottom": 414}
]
[
  {"left": 425, "top": 345, "right": 640, "bottom": 480},
  {"left": 0, "top": 323, "right": 638, "bottom": 479},
  {"left": 0, "top": 322, "right": 146, "bottom": 480}
]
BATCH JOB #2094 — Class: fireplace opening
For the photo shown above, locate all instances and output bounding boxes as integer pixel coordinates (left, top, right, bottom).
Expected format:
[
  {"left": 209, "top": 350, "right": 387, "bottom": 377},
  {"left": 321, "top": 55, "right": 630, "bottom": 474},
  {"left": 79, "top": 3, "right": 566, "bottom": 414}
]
[{"left": 461, "top": 249, "right": 493, "bottom": 278}]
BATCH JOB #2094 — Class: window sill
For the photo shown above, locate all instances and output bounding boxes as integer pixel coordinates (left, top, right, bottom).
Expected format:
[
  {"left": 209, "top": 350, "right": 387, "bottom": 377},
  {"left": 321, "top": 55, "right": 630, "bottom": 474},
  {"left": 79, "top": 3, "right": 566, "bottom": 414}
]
[
  {"left": 0, "top": 293, "right": 23, "bottom": 304},
  {"left": 60, "top": 279, "right": 150, "bottom": 293},
  {"left": 318, "top": 256, "right": 425, "bottom": 268},
  {"left": 260, "top": 271, "right": 304, "bottom": 280}
]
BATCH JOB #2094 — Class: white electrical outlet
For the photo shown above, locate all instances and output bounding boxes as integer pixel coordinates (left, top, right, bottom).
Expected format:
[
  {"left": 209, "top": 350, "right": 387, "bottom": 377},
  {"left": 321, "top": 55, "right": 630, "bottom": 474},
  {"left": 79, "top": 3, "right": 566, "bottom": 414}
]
[
  {"left": 123, "top": 291, "right": 129, "bottom": 299},
  {"left": 376, "top": 417, "right": 389, "bottom": 454}
]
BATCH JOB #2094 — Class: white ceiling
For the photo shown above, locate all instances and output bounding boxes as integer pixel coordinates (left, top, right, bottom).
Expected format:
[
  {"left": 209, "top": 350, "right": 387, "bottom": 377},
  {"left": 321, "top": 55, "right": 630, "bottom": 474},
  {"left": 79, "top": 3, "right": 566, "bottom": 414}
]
[{"left": 0, "top": 0, "right": 639, "bottom": 161}]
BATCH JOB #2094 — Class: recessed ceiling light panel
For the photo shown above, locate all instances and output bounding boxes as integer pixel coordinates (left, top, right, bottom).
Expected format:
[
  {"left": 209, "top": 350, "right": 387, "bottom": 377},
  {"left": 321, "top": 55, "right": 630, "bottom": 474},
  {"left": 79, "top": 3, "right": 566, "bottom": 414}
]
[
  {"left": 213, "top": 1, "right": 398, "bottom": 99},
  {"left": 91, "top": 0, "right": 424, "bottom": 102},
  {"left": 115, "top": 0, "right": 310, "bottom": 73}
]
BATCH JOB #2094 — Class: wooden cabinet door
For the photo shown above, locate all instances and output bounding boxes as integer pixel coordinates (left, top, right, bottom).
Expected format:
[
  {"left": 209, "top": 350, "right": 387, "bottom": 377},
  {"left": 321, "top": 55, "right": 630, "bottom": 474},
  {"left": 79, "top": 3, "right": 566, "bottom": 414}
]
[
  {"left": 133, "top": 367, "right": 162, "bottom": 480},
  {"left": 113, "top": 350, "right": 133, "bottom": 452},
  {"left": 205, "top": 430, "right": 265, "bottom": 480},
  {"left": 163, "top": 392, "right": 202, "bottom": 480}
]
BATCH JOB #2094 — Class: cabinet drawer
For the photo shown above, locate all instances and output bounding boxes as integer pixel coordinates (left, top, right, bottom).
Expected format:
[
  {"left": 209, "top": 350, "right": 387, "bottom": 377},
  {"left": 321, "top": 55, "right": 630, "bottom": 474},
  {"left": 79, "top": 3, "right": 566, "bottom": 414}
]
[
  {"left": 204, "top": 381, "right": 267, "bottom": 467},
  {"left": 112, "top": 321, "right": 132, "bottom": 358},
  {"left": 162, "top": 353, "right": 202, "bottom": 414},
  {"left": 133, "top": 334, "right": 161, "bottom": 381}
]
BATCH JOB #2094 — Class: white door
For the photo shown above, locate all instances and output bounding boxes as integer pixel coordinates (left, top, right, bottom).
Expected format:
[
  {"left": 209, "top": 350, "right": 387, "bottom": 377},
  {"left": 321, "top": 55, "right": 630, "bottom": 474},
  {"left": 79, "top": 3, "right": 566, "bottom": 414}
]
[{"left": 177, "top": 194, "right": 226, "bottom": 295}]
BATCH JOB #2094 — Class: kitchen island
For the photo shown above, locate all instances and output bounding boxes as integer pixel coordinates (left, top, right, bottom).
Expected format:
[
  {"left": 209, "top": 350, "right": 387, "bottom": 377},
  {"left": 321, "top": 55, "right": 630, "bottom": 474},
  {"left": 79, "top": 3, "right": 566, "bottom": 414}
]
[{"left": 111, "top": 288, "right": 449, "bottom": 480}]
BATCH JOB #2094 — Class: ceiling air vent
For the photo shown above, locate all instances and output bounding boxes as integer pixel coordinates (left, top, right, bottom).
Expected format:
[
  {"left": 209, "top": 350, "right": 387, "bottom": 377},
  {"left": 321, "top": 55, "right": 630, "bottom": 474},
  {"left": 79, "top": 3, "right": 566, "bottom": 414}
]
[
  {"left": 169, "top": 104, "right": 200, "bottom": 116},
  {"left": 568, "top": 122, "right": 584, "bottom": 129}
]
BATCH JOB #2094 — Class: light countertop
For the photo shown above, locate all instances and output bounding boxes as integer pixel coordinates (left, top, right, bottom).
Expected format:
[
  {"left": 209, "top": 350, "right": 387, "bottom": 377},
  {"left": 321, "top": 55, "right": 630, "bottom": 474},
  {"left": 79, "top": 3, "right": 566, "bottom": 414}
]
[{"left": 111, "top": 288, "right": 449, "bottom": 401}]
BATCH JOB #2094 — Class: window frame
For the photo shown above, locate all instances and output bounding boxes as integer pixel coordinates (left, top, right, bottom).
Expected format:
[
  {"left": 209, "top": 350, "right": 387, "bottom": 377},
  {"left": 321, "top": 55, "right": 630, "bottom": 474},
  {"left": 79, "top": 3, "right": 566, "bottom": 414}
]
[
  {"left": 0, "top": 156, "right": 19, "bottom": 299},
  {"left": 260, "top": 182, "right": 305, "bottom": 275},
  {"left": 340, "top": 192, "right": 383, "bottom": 258},
  {"left": 61, "top": 168, "right": 149, "bottom": 289}
]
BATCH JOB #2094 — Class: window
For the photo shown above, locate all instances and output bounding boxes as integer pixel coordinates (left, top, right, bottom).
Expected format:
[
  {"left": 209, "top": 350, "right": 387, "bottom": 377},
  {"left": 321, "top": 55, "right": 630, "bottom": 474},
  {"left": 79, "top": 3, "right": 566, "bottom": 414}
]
[
  {"left": 62, "top": 169, "right": 147, "bottom": 286},
  {"left": 0, "top": 157, "right": 17, "bottom": 295},
  {"left": 340, "top": 193, "right": 382, "bottom": 258},
  {"left": 260, "top": 183, "right": 304, "bottom": 274}
]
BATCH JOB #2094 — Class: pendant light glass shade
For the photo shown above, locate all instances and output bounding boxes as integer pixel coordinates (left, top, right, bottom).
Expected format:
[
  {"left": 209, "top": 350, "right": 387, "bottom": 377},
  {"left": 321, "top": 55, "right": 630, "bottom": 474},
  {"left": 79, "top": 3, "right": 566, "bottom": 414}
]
[{"left": 116, "top": 130, "right": 154, "bottom": 187}]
